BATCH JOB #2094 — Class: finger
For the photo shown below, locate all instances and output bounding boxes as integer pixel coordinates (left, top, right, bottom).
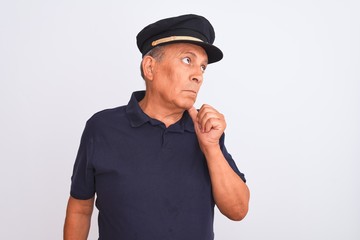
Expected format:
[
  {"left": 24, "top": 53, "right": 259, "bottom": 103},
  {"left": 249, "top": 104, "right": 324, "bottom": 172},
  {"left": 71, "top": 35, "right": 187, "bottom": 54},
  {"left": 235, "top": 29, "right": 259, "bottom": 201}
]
[
  {"left": 204, "top": 117, "right": 224, "bottom": 132},
  {"left": 187, "top": 106, "right": 199, "bottom": 127},
  {"left": 197, "top": 104, "right": 219, "bottom": 123},
  {"left": 188, "top": 107, "right": 205, "bottom": 133},
  {"left": 197, "top": 106, "right": 223, "bottom": 131},
  {"left": 199, "top": 113, "right": 220, "bottom": 132}
]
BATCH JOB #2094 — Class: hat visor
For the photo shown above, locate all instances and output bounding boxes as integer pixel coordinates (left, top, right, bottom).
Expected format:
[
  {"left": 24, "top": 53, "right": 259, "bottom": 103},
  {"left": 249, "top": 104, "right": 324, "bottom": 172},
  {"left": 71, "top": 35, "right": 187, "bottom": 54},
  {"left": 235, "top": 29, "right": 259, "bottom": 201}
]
[{"left": 195, "top": 41, "right": 223, "bottom": 64}]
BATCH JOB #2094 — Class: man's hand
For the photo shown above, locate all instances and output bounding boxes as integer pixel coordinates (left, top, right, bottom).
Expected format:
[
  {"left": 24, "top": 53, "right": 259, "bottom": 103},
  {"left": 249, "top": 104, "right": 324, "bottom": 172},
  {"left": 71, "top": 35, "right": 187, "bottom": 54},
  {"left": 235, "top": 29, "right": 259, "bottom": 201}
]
[
  {"left": 188, "top": 105, "right": 250, "bottom": 221},
  {"left": 188, "top": 105, "right": 226, "bottom": 150}
]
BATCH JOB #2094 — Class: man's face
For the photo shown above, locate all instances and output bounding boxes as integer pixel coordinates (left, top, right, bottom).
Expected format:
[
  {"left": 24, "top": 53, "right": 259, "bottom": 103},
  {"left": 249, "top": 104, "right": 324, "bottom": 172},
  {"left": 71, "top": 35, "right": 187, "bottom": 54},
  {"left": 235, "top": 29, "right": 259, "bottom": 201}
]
[{"left": 151, "top": 43, "right": 208, "bottom": 111}]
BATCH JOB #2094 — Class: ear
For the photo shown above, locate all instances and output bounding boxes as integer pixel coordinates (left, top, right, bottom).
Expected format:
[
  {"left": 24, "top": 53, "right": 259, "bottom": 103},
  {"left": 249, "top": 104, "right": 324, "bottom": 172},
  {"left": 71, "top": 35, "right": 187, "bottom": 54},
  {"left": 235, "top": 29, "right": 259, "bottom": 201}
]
[{"left": 142, "top": 56, "right": 155, "bottom": 81}]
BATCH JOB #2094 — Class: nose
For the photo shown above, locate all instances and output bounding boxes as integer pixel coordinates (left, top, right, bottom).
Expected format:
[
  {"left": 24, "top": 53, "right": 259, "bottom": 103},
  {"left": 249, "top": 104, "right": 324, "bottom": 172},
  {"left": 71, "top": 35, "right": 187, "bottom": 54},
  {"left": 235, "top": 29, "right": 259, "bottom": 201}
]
[
  {"left": 191, "top": 76, "right": 202, "bottom": 83},
  {"left": 191, "top": 67, "right": 203, "bottom": 84}
]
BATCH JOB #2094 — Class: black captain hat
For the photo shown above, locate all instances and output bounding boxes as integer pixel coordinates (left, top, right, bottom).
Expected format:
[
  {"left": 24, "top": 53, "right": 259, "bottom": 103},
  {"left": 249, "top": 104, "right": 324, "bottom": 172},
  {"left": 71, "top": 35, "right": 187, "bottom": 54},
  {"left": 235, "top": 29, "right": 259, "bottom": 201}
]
[{"left": 136, "top": 14, "right": 223, "bottom": 64}]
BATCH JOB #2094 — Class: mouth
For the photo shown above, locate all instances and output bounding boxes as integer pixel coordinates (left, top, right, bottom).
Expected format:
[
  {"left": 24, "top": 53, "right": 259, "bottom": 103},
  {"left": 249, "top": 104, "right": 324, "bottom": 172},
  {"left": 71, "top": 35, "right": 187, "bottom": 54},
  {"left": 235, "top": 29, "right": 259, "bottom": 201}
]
[{"left": 183, "top": 90, "right": 197, "bottom": 94}]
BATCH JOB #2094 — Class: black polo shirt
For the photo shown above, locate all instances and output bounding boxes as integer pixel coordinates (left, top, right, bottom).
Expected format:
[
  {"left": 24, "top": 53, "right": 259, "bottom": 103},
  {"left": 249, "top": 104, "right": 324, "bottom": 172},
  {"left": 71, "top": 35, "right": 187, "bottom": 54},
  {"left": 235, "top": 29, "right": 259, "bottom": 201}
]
[{"left": 70, "top": 91, "right": 246, "bottom": 240}]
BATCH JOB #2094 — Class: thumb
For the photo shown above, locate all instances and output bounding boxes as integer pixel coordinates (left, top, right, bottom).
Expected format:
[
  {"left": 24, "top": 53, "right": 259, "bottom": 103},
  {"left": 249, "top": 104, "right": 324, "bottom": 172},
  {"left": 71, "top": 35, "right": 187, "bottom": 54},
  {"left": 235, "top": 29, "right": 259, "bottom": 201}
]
[{"left": 187, "top": 106, "right": 198, "bottom": 124}]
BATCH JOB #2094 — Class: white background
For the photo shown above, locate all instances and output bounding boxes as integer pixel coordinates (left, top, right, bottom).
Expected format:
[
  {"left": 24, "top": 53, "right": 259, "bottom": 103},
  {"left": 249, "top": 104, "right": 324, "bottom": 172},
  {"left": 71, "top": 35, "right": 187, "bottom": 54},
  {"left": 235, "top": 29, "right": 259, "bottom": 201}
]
[{"left": 1, "top": 0, "right": 359, "bottom": 239}]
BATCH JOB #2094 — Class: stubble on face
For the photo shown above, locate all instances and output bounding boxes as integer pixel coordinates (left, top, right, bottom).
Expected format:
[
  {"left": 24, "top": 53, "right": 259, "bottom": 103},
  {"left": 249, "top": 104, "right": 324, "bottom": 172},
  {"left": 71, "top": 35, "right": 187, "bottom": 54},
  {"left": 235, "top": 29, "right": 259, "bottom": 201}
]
[{"left": 151, "top": 43, "right": 208, "bottom": 111}]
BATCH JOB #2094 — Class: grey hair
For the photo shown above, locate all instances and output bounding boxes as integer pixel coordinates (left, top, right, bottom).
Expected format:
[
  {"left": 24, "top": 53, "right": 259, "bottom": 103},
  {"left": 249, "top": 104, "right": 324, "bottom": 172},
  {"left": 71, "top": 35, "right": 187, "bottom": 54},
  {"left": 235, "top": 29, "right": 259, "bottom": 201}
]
[{"left": 140, "top": 46, "right": 165, "bottom": 80}]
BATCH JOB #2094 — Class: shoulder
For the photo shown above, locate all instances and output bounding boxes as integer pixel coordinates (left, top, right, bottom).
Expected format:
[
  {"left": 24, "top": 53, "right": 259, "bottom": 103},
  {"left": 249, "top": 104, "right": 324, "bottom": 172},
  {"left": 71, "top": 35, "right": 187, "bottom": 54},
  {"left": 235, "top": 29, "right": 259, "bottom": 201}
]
[{"left": 86, "top": 105, "right": 128, "bottom": 130}]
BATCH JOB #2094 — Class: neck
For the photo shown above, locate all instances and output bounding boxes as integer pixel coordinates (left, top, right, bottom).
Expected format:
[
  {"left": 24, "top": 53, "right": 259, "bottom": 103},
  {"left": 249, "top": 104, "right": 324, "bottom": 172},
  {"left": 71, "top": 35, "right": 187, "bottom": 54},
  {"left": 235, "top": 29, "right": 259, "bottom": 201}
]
[{"left": 139, "top": 93, "right": 184, "bottom": 128}]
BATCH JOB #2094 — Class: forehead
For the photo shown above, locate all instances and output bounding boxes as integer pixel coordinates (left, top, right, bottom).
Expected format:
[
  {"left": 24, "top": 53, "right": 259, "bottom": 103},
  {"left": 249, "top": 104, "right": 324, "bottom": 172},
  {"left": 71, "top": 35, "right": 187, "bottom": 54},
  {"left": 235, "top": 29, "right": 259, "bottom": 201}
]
[{"left": 162, "top": 43, "right": 208, "bottom": 62}]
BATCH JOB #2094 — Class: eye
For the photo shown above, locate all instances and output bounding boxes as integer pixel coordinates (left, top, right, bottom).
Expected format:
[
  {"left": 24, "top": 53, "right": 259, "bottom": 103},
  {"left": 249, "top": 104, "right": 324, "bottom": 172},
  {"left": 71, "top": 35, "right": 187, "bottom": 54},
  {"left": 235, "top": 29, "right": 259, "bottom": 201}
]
[
  {"left": 182, "top": 57, "right": 191, "bottom": 64},
  {"left": 200, "top": 65, "right": 207, "bottom": 73}
]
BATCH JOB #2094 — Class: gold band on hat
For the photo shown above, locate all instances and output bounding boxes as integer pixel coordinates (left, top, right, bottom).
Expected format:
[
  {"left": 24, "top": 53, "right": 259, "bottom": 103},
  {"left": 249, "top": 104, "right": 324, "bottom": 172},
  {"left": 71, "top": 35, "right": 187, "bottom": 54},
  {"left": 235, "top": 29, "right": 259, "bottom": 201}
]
[{"left": 151, "top": 36, "right": 203, "bottom": 47}]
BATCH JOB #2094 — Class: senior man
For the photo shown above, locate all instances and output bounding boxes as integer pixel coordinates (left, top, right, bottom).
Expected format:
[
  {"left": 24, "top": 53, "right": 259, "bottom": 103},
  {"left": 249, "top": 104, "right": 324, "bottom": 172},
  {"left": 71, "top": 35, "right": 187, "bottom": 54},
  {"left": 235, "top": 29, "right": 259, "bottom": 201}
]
[{"left": 64, "top": 14, "right": 250, "bottom": 240}]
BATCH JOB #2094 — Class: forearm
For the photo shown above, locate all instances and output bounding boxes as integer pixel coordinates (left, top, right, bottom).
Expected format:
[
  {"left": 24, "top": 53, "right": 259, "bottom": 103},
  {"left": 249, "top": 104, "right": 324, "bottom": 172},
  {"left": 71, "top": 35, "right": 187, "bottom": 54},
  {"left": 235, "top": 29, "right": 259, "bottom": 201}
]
[
  {"left": 203, "top": 146, "right": 250, "bottom": 221},
  {"left": 187, "top": 106, "right": 250, "bottom": 220},
  {"left": 64, "top": 197, "right": 94, "bottom": 240}
]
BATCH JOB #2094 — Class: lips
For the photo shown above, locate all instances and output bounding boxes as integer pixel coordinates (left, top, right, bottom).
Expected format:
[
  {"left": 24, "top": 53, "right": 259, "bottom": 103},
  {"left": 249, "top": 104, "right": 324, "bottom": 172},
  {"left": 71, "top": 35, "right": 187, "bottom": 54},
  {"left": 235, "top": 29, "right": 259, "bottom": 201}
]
[{"left": 183, "top": 90, "right": 197, "bottom": 94}]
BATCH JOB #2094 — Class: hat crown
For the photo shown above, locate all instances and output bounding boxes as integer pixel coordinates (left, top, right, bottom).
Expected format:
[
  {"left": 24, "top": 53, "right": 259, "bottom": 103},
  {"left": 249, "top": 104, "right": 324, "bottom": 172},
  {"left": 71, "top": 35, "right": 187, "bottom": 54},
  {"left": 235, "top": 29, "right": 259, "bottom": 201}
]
[{"left": 136, "top": 14, "right": 223, "bottom": 63}]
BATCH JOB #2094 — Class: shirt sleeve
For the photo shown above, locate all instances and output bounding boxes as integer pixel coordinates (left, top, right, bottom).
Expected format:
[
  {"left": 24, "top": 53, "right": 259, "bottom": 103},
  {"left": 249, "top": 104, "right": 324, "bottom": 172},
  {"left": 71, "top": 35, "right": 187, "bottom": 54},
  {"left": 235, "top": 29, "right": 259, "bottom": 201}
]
[
  {"left": 70, "top": 121, "right": 96, "bottom": 200},
  {"left": 219, "top": 133, "right": 247, "bottom": 183}
]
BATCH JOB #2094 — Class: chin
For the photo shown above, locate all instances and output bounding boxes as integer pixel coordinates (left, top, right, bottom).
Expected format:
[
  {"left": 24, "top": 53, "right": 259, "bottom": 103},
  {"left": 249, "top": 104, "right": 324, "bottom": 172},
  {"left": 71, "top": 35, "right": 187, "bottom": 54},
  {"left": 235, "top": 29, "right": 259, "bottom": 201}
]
[
  {"left": 178, "top": 100, "right": 196, "bottom": 110},
  {"left": 172, "top": 95, "right": 197, "bottom": 110}
]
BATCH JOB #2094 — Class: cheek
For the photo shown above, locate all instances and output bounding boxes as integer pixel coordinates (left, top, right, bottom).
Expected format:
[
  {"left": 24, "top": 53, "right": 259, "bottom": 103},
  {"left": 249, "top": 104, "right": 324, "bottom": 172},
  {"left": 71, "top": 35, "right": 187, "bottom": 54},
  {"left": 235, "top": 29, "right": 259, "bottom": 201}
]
[
  {"left": 167, "top": 73, "right": 185, "bottom": 93},
  {"left": 156, "top": 66, "right": 189, "bottom": 96}
]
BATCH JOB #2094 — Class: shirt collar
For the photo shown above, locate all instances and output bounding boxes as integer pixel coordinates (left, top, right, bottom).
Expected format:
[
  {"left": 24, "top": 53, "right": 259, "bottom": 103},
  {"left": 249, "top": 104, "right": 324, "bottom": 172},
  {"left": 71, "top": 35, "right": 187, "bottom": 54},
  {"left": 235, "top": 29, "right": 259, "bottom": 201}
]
[{"left": 125, "top": 91, "right": 194, "bottom": 132}]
